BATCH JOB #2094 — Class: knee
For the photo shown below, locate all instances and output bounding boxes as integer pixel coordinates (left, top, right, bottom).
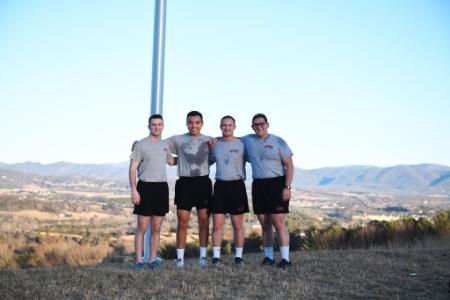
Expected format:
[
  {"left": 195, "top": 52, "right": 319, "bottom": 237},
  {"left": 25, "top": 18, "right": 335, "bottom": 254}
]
[
  {"left": 199, "top": 217, "right": 209, "bottom": 229},
  {"left": 151, "top": 223, "right": 161, "bottom": 233},
  {"left": 272, "top": 220, "right": 286, "bottom": 232},
  {"left": 213, "top": 222, "right": 223, "bottom": 232},
  {"left": 177, "top": 218, "right": 189, "bottom": 229},
  {"left": 232, "top": 222, "right": 243, "bottom": 232}
]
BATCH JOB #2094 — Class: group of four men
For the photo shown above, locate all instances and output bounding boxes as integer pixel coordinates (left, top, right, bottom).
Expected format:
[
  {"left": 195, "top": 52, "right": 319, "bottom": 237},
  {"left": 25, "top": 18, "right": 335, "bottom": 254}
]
[{"left": 129, "top": 111, "right": 294, "bottom": 270}]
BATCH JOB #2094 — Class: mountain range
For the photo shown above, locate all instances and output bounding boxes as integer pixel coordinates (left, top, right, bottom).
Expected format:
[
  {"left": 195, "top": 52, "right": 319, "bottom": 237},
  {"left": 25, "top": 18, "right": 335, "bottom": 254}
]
[{"left": 1, "top": 161, "right": 449, "bottom": 193}]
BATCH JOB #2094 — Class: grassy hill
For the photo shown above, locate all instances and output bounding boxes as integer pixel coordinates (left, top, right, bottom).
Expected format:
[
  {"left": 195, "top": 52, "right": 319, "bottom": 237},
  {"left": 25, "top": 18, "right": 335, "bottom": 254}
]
[{"left": 1, "top": 245, "right": 448, "bottom": 299}]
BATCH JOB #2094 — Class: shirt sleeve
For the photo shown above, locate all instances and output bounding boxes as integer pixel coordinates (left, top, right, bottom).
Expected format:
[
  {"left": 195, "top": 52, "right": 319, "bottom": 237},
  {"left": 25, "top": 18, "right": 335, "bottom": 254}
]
[
  {"left": 165, "top": 135, "right": 178, "bottom": 155},
  {"left": 277, "top": 137, "right": 293, "bottom": 159},
  {"left": 130, "top": 142, "right": 142, "bottom": 162}
]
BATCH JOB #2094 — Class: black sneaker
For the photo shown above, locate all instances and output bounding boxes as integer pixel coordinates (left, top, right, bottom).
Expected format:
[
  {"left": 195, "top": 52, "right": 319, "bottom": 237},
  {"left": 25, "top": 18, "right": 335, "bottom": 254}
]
[
  {"left": 212, "top": 258, "right": 222, "bottom": 265},
  {"left": 262, "top": 257, "right": 275, "bottom": 266},
  {"left": 234, "top": 257, "right": 244, "bottom": 266},
  {"left": 277, "top": 259, "right": 292, "bottom": 269}
]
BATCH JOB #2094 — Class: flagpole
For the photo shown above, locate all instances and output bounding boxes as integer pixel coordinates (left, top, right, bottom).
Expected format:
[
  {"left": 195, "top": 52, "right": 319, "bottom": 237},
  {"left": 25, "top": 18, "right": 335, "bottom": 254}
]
[{"left": 143, "top": 0, "right": 167, "bottom": 263}]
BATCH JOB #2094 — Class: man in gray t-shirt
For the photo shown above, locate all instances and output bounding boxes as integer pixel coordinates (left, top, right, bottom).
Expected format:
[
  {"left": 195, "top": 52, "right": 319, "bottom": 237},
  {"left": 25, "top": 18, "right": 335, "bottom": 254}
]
[
  {"left": 209, "top": 115, "right": 249, "bottom": 265},
  {"left": 165, "top": 111, "right": 212, "bottom": 267},
  {"left": 129, "top": 114, "right": 175, "bottom": 270},
  {"left": 241, "top": 113, "right": 294, "bottom": 269}
]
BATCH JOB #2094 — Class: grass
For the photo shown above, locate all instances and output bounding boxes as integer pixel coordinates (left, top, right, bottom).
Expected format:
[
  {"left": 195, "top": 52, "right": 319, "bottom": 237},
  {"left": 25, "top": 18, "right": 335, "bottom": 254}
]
[{"left": 1, "top": 246, "right": 449, "bottom": 299}]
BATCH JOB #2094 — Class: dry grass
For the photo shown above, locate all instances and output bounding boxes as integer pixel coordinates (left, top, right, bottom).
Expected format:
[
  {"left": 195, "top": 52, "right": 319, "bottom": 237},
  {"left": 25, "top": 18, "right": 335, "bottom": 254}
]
[{"left": 0, "top": 245, "right": 449, "bottom": 299}]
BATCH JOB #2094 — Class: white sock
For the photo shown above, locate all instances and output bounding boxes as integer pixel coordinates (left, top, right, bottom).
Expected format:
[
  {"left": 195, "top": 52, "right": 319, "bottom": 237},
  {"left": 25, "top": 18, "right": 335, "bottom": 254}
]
[
  {"left": 264, "top": 247, "right": 274, "bottom": 259},
  {"left": 176, "top": 248, "right": 185, "bottom": 260},
  {"left": 200, "top": 247, "right": 207, "bottom": 258},
  {"left": 280, "top": 246, "right": 290, "bottom": 261},
  {"left": 235, "top": 247, "right": 243, "bottom": 258},
  {"left": 213, "top": 246, "right": 221, "bottom": 258}
]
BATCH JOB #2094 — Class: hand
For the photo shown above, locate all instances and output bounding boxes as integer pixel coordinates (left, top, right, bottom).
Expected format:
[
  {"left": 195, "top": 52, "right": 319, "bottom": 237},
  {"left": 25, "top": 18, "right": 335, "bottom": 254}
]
[
  {"left": 131, "top": 140, "right": 138, "bottom": 152},
  {"left": 131, "top": 189, "right": 140, "bottom": 205},
  {"left": 282, "top": 188, "right": 291, "bottom": 201},
  {"left": 208, "top": 138, "right": 218, "bottom": 150}
]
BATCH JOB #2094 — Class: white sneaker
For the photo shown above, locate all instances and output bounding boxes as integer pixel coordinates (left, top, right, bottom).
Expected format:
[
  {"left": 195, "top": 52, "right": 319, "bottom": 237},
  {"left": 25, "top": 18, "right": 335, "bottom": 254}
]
[
  {"left": 198, "top": 257, "right": 208, "bottom": 267},
  {"left": 176, "top": 259, "right": 184, "bottom": 268}
]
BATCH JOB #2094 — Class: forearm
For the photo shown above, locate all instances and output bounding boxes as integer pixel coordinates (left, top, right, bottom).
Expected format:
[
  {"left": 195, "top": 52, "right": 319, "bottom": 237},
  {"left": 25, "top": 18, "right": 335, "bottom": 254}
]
[
  {"left": 128, "top": 162, "right": 138, "bottom": 192},
  {"left": 283, "top": 156, "right": 294, "bottom": 187}
]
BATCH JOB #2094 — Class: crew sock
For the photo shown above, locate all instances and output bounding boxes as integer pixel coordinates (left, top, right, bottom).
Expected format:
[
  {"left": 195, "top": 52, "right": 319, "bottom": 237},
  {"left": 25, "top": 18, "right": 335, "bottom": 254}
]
[
  {"left": 264, "top": 247, "right": 274, "bottom": 260},
  {"left": 280, "top": 246, "right": 290, "bottom": 261},
  {"left": 177, "top": 248, "right": 185, "bottom": 260},
  {"left": 235, "top": 247, "right": 243, "bottom": 258}
]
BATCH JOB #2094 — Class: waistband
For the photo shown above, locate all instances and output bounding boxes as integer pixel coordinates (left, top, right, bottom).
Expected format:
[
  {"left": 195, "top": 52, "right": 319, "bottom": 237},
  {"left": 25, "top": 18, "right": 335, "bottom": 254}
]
[
  {"left": 179, "top": 175, "right": 210, "bottom": 180},
  {"left": 253, "top": 176, "right": 285, "bottom": 182},
  {"left": 215, "top": 178, "right": 245, "bottom": 183}
]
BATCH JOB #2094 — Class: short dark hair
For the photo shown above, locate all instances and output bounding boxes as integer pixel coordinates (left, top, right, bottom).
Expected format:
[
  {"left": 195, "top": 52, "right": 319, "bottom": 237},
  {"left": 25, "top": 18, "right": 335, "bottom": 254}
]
[
  {"left": 148, "top": 114, "right": 163, "bottom": 124},
  {"left": 252, "top": 113, "right": 268, "bottom": 124},
  {"left": 220, "top": 115, "right": 235, "bottom": 125},
  {"left": 186, "top": 111, "right": 203, "bottom": 122}
]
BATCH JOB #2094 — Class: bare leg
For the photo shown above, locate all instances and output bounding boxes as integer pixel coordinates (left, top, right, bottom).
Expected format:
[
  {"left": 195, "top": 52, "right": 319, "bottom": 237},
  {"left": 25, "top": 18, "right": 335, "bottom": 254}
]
[
  {"left": 257, "top": 214, "right": 273, "bottom": 247},
  {"left": 271, "top": 214, "right": 289, "bottom": 246},
  {"left": 135, "top": 215, "right": 150, "bottom": 263},
  {"left": 230, "top": 214, "right": 245, "bottom": 248},
  {"left": 212, "top": 214, "right": 225, "bottom": 247},
  {"left": 197, "top": 208, "right": 210, "bottom": 248},
  {"left": 150, "top": 216, "right": 164, "bottom": 262},
  {"left": 176, "top": 209, "right": 190, "bottom": 249}
]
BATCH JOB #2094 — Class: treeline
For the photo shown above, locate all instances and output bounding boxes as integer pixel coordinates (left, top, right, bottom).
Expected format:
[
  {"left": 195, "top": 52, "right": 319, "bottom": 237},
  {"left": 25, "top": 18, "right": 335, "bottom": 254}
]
[
  {"left": 160, "top": 210, "right": 450, "bottom": 258},
  {"left": 293, "top": 210, "right": 450, "bottom": 251}
]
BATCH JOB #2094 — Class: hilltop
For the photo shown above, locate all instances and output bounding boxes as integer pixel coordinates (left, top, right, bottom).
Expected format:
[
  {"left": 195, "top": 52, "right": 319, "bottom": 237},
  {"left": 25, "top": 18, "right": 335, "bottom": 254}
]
[{"left": 1, "top": 246, "right": 448, "bottom": 299}]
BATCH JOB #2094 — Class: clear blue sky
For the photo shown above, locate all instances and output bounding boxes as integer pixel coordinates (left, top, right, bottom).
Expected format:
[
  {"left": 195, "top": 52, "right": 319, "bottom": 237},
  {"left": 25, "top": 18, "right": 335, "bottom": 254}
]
[{"left": 1, "top": 0, "right": 449, "bottom": 169}]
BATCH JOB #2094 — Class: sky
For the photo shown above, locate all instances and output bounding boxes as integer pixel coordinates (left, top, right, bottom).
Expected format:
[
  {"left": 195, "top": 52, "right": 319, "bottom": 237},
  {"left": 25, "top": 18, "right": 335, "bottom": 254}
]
[{"left": 1, "top": 0, "right": 449, "bottom": 169}]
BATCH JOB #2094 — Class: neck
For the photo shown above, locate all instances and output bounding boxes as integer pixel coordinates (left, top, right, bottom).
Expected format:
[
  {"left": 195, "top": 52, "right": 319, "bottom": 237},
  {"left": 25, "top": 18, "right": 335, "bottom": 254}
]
[
  {"left": 222, "top": 135, "right": 234, "bottom": 142},
  {"left": 149, "top": 134, "right": 161, "bottom": 141}
]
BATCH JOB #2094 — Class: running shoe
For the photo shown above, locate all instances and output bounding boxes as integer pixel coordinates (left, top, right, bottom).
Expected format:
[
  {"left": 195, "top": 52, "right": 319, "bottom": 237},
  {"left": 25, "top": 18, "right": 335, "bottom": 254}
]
[
  {"left": 175, "top": 259, "right": 184, "bottom": 268},
  {"left": 261, "top": 257, "right": 275, "bottom": 266},
  {"left": 198, "top": 257, "right": 208, "bottom": 267},
  {"left": 277, "top": 259, "right": 292, "bottom": 269},
  {"left": 148, "top": 260, "right": 161, "bottom": 269},
  {"left": 134, "top": 262, "right": 145, "bottom": 271},
  {"left": 212, "top": 258, "right": 222, "bottom": 265},
  {"left": 234, "top": 257, "right": 244, "bottom": 266}
]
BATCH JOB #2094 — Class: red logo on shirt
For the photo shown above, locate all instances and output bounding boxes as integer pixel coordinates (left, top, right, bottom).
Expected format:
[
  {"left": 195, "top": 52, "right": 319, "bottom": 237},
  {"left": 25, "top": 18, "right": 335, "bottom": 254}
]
[{"left": 264, "top": 144, "right": 274, "bottom": 150}]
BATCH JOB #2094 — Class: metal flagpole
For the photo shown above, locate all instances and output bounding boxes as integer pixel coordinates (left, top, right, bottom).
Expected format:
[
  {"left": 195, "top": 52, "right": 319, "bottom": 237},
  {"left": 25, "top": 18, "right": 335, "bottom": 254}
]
[{"left": 143, "top": 0, "right": 167, "bottom": 263}]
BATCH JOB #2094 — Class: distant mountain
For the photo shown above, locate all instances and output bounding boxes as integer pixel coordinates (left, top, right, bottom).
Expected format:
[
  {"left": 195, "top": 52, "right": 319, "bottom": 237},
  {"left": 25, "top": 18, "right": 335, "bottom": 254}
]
[
  {"left": 1, "top": 161, "right": 449, "bottom": 193},
  {"left": 0, "top": 161, "right": 129, "bottom": 180}
]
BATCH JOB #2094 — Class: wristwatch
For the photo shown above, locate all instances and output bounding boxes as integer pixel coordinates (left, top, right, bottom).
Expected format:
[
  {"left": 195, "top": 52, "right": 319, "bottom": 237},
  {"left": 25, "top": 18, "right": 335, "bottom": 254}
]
[{"left": 284, "top": 185, "right": 291, "bottom": 190}]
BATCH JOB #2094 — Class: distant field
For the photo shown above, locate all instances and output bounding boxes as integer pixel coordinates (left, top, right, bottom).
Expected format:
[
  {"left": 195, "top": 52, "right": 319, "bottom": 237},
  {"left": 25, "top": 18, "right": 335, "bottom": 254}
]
[{"left": 1, "top": 246, "right": 449, "bottom": 299}]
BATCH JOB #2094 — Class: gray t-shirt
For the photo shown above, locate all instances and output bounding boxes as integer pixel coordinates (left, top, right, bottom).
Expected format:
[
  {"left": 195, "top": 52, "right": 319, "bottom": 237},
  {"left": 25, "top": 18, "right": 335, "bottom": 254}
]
[
  {"left": 242, "top": 134, "right": 293, "bottom": 179},
  {"left": 166, "top": 133, "right": 212, "bottom": 177},
  {"left": 210, "top": 138, "right": 246, "bottom": 181},
  {"left": 130, "top": 137, "right": 172, "bottom": 182}
]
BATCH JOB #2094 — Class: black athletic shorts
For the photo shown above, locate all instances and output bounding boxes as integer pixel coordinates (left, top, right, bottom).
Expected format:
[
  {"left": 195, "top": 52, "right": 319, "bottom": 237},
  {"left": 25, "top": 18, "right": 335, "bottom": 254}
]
[
  {"left": 133, "top": 181, "right": 169, "bottom": 217},
  {"left": 175, "top": 176, "right": 212, "bottom": 211},
  {"left": 252, "top": 176, "right": 289, "bottom": 214},
  {"left": 212, "top": 179, "right": 249, "bottom": 215}
]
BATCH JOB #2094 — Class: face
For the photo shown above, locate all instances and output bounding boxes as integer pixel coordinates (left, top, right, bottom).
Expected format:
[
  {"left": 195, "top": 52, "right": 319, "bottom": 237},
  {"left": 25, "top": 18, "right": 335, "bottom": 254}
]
[
  {"left": 149, "top": 118, "right": 164, "bottom": 137},
  {"left": 220, "top": 118, "right": 235, "bottom": 138},
  {"left": 186, "top": 115, "right": 203, "bottom": 136},
  {"left": 251, "top": 117, "right": 269, "bottom": 138}
]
